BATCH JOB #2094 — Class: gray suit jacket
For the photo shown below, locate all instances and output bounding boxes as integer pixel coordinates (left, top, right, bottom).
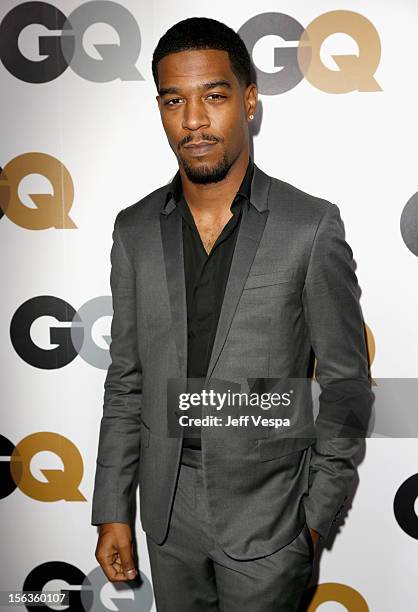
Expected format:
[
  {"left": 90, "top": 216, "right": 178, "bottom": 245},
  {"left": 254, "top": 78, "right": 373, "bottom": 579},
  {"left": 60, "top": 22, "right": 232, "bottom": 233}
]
[{"left": 91, "top": 163, "right": 373, "bottom": 560}]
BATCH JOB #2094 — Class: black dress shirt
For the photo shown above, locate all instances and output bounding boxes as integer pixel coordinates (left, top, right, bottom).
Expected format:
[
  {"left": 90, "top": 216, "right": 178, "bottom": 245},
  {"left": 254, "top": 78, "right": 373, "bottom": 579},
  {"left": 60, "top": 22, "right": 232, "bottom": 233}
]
[{"left": 166, "top": 158, "right": 254, "bottom": 449}]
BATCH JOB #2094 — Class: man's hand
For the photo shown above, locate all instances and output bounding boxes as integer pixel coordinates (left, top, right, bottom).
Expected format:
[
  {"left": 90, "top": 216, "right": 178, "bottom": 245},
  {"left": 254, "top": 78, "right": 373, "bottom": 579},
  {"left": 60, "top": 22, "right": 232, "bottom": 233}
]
[
  {"left": 95, "top": 522, "right": 138, "bottom": 582},
  {"left": 308, "top": 526, "right": 321, "bottom": 548}
]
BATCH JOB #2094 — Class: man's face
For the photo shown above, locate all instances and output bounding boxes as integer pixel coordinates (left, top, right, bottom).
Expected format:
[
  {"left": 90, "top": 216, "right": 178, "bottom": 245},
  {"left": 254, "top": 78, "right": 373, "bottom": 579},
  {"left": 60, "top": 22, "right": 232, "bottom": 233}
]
[{"left": 156, "top": 49, "right": 256, "bottom": 184}]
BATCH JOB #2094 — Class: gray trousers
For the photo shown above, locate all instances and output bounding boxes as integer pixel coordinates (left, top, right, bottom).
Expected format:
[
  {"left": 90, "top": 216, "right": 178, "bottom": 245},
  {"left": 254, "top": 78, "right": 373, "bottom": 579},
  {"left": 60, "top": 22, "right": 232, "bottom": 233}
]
[{"left": 146, "top": 448, "right": 314, "bottom": 612}]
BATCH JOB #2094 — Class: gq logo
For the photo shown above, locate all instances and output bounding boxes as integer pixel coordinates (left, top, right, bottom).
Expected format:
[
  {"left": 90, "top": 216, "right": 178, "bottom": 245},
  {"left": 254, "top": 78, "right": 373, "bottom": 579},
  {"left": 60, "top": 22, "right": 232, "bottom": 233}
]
[
  {"left": 239, "top": 11, "right": 382, "bottom": 94},
  {"left": 22, "top": 563, "right": 153, "bottom": 611},
  {"left": 0, "top": 433, "right": 85, "bottom": 501},
  {"left": 0, "top": 1, "right": 143, "bottom": 83},
  {"left": 10, "top": 296, "right": 112, "bottom": 369},
  {"left": 394, "top": 473, "right": 418, "bottom": 539},
  {"left": 0, "top": 153, "right": 76, "bottom": 229},
  {"left": 306, "top": 582, "right": 369, "bottom": 611}
]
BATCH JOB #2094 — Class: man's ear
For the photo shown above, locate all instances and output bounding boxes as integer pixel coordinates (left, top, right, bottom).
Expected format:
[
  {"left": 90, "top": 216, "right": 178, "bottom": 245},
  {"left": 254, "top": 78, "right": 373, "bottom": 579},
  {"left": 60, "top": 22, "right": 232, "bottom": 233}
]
[{"left": 246, "top": 83, "right": 258, "bottom": 118}]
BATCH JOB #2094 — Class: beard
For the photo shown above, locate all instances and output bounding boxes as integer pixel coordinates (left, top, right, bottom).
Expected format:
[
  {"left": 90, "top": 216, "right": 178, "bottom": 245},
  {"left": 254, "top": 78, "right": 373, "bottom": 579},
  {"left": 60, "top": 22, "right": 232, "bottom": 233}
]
[{"left": 178, "top": 151, "right": 235, "bottom": 184}]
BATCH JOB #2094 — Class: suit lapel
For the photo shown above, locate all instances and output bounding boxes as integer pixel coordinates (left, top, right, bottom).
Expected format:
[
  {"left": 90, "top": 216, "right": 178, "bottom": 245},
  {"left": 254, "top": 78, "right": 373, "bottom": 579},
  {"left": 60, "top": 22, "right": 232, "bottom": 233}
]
[
  {"left": 159, "top": 163, "right": 271, "bottom": 382},
  {"left": 160, "top": 199, "right": 188, "bottom": 377},
  {"left": 204, "top": 207, "right": 269, "bottom": 384},
  {"left": 205, "top": 164, "right": 271, "bottom": 383}
]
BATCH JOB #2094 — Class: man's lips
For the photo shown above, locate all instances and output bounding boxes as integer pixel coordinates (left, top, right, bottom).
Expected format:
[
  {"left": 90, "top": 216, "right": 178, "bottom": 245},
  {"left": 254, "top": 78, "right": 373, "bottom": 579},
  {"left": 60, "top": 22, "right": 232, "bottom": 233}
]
[{"left": 182, "top": 141, "right": 217, "bottom": 157}]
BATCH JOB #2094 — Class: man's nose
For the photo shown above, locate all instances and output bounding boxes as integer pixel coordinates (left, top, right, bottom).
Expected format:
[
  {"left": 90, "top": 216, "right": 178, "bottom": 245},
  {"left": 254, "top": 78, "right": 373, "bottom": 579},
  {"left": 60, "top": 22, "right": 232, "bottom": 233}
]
[{"left": 182, "top": 100, "right": 210, "bottom": 131}]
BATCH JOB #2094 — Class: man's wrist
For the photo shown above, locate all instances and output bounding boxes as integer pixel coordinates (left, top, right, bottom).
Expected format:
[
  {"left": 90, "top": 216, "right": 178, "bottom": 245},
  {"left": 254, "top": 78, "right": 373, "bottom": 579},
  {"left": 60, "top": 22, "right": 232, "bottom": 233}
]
[{"left": 307, "top": 525, "right": 321, "bottom": 546}]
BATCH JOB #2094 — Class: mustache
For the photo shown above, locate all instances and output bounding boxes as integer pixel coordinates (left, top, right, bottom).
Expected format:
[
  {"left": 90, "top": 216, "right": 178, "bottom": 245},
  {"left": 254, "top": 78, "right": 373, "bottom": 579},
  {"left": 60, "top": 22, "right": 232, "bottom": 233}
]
[{"left": 178, "top": 133, "right": 223, "bottom": 148}]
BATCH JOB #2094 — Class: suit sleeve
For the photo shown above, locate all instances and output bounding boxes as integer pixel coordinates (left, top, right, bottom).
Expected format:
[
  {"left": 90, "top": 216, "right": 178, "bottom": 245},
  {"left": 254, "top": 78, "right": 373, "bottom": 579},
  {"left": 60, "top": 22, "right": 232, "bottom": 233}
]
[
  {"left": 301, "top": 202, "right": 373, "bottom": 539},
  {"left": 91, "top": 210, "right": 142, "bottom": 525}
]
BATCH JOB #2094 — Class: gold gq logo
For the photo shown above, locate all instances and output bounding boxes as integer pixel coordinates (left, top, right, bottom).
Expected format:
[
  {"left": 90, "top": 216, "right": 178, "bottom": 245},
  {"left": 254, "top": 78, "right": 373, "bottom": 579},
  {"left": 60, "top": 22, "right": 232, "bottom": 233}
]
[
  {"left": 0, "top": 153, "right": 76, "bottom": 229},
  {"left": 1, "top": 433, "right": 85, "bottom": 501},
  {"left": 239, "top": 10, "right": 382, "bottom": 95}
]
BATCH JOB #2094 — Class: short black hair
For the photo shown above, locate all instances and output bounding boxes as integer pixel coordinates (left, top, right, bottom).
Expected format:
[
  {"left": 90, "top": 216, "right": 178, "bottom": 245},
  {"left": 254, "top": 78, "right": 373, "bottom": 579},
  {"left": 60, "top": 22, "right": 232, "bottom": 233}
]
[{"left": 152, "top": 17, "right": 255, "bottom": 91}]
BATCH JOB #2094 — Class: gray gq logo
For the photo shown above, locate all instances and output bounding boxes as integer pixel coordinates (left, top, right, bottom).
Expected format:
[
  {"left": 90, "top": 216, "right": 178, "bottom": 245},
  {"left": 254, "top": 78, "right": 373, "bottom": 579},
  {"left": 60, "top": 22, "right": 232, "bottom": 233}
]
[
  {"left": 10, "top": 295, "right": 113, "bottom": 369},
  {"left": 0, "top": 1, "right": 143, "bottom": 82}
]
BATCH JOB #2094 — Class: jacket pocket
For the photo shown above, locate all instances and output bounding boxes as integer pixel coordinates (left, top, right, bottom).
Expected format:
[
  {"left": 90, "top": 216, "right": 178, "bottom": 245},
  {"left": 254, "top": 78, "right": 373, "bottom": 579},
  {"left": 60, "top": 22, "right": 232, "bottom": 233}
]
[
  {"left": 244, "top": 270, "right": 295, "bottom": 289},
  {"left": 257, "top": 433, "right": 315, "bottom": 462}
]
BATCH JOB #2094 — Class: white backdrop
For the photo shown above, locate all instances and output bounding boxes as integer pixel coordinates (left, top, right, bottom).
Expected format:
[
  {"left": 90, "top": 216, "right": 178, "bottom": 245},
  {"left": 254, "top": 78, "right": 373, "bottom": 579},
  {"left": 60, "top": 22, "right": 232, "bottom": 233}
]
[{"left": 1, "top": 1, "right": 417, "bottom": 610}]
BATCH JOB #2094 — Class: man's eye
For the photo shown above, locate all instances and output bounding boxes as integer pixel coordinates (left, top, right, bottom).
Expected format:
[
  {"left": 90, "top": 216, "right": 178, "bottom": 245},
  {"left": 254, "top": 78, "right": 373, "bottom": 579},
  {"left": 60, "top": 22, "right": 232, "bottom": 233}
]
[{"left": 164, "top": 94, "right": 225, "bottom": 105}]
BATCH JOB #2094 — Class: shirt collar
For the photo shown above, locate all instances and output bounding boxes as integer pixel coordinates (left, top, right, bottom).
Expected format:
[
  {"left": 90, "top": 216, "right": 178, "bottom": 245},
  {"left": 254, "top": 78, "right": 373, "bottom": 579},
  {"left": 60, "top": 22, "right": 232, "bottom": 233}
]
[{"left": 163, "top": 157, "right": 255, "bottom": 213}]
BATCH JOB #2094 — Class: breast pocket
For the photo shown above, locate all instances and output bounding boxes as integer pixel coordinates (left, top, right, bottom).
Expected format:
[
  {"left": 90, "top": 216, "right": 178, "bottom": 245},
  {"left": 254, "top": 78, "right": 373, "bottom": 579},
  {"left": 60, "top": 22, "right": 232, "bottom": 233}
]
[{"left": 241, "top": 270, "right": 299, "bottom": 303}]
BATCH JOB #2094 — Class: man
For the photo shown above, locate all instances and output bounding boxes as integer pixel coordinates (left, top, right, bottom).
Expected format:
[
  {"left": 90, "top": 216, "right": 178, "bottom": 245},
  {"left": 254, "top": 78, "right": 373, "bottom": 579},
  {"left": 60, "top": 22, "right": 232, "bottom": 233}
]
[{"left": 92, "top": 17, "right": 373, "bottom": 612}]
